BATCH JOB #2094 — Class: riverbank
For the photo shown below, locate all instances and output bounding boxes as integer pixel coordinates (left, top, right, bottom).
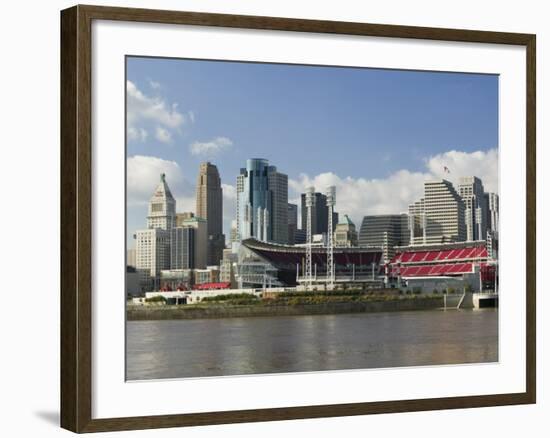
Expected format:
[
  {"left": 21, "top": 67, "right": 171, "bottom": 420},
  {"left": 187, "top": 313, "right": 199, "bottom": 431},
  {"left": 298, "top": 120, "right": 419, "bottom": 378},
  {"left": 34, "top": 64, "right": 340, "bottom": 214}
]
[{"left": 127, "top": 295, "right": 444, "bottom": 320}]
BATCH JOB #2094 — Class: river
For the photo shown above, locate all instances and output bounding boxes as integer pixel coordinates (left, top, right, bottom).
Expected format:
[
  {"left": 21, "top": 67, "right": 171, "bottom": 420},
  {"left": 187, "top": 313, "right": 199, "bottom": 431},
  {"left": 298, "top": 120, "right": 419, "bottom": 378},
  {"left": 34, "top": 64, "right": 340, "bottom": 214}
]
[{"left": 126, "top": 308, "right": 498, "bottom": 380}]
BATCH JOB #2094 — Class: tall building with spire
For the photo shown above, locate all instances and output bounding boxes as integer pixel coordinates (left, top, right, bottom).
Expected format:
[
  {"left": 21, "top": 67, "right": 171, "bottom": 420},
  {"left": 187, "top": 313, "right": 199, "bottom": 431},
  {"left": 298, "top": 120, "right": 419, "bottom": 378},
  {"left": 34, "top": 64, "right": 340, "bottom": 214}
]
[
  {"left": 195, "top": 162, "right": 225, "bottom": 266},
  {"left": 147, "top": 173, "right": 176, "bottom": 230},
  {"left": 136, "top": 173, "right": 175, "bottom": 291}
]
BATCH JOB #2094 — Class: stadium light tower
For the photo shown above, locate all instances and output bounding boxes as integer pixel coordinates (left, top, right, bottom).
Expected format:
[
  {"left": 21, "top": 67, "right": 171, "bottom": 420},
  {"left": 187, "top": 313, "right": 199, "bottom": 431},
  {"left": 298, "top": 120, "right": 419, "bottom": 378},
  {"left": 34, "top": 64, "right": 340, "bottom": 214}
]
[
  {"left": 326, "top": 186, "right": 336, "bottom": 289},
  {"left": 305, "top": 187, "right": 316, "bottom": 288}
]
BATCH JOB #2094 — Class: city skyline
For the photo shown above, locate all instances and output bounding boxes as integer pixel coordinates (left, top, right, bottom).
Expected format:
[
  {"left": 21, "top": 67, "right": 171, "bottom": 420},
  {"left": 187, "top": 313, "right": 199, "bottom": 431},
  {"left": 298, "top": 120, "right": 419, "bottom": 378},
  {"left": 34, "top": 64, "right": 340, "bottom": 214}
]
[{"left": 127, "top": 57, "right": 498, "bottom": 247}]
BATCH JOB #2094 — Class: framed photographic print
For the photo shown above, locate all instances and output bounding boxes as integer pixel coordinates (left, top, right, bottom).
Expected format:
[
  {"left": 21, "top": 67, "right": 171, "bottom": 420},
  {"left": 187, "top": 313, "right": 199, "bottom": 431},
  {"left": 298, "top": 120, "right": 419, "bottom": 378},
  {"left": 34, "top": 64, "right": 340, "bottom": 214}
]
[{"left": 60, "top": 4, "right": 536, "bottom": 433}]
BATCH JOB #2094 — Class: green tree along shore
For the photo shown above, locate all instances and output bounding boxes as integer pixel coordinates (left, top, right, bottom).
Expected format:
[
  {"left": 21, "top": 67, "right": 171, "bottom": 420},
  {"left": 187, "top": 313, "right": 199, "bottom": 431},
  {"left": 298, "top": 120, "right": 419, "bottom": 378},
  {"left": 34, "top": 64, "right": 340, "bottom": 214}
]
[
  {"left": 200, "top": 290, "right": 429, "bottom": 306},
  {"left": 127, "top": 290, "right": 446, "bottom": 321}
]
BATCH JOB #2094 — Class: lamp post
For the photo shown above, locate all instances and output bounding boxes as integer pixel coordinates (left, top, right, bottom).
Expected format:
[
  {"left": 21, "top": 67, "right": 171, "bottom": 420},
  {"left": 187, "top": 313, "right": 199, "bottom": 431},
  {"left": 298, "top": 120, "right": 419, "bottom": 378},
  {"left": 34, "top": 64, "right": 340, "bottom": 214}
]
[{"left": 305, "top": 187, "right": 315, "bottom": 289}]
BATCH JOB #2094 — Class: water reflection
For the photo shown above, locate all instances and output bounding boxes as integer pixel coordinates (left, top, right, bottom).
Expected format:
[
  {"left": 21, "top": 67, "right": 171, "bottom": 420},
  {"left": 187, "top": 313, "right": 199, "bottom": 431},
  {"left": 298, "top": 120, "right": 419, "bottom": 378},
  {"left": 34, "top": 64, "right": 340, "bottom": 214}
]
[{"left": 126, "top": 309, "right": 498, "bottom": 380}]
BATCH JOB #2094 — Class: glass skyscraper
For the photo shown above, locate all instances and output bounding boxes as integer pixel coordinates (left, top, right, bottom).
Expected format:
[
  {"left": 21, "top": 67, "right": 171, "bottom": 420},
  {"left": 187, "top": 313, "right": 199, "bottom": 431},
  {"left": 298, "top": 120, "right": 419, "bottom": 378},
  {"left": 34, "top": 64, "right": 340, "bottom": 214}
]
[{"left": 236, "top": 158, "right": 288, "bottom": 244}]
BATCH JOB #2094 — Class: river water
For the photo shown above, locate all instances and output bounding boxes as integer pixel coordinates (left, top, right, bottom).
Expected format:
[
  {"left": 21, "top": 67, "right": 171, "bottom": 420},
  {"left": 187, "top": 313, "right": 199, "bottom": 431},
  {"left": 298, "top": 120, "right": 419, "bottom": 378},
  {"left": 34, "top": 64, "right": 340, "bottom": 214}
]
[{"left": 126, "top": 308, "right": 498, "bottom": 380}]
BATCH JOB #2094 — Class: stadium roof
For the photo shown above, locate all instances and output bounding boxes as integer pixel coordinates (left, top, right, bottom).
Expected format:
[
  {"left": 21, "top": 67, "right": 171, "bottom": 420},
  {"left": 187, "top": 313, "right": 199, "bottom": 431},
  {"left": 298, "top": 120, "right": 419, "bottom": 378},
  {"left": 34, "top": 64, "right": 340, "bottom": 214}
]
[{"left": 241, "top": 238, "right": 382, "bottom": 268}]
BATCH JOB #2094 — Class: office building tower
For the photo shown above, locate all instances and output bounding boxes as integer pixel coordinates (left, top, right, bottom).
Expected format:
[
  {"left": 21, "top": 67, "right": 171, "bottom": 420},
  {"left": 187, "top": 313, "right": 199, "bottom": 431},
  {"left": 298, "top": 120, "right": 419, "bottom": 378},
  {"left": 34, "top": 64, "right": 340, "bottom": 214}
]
[
  {"left": 195, "top": 162, "right": 225, "bottom": 265},
  {"left": 176, "top": 213, "right": 208, "bottom": 269},
  {"left": 300, "top": 192, "right": 339, "bottom": 236},
  {"left": 169, "top": 227, "right": 195, "bottom": 270},
  {"left": 359, "top": 214, "right": 410, "bottom": 262},
  {"left": 135, "top": 228, "right": 170, "bottom": 290},
  {"left": 409, "top": 179, "right": 466, "bottom": 244},
  {"left": 334, "top": 215, "right": 358, "bottom": 247},
  {"left": 236, "top": 158, "right": 289, "bottom": 244},
  {"left": 287, "top": 203, "right": 298, "bottom": 244},
  {"left": 458, "top": 176, "right": 487, "bottom": 241},
  {"left": 136, "top": 174, "right": 176, "bottom": 291},
  {"left": 484, "top": 192, "right": 499, "bottom": 234},
  {"left": 147, "top": 173, "right": 176, "bottom": 230},
  {"left": 229, "top": 220, "right": 238, "bottom": 243}
]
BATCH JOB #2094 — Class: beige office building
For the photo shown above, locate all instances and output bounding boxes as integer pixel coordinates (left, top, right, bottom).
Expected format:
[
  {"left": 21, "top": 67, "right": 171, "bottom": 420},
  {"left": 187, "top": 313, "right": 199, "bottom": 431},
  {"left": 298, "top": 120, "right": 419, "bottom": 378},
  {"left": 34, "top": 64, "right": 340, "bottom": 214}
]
[
  {"left": 409, "top": 179, "right": 466, "bottom": 245},
  {"left": 334, "top": 215, "right": 358, "bottom": 247},
  {"left": 177, "top": 212, "right": 208, "bottom": 269},
  {"left": 127, "top": 249, "right": 136, "bottom": 268},
  {"left": 195, "top": 162, "right": 225, "bottom": 266}
]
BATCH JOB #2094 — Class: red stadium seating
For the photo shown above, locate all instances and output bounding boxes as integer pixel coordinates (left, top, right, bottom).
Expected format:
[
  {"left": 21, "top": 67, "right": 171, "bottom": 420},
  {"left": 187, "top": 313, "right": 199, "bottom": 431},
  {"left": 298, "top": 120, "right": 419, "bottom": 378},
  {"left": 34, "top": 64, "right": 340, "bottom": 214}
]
[
  {"left": 424, "top": 251, "right": 439, "bottom": 261},
  {"left": 388, "top": 243, "right": 491, "bottom": 279},
  {"left": 397, "top": 262, "right": 476, "bottom": 277}
]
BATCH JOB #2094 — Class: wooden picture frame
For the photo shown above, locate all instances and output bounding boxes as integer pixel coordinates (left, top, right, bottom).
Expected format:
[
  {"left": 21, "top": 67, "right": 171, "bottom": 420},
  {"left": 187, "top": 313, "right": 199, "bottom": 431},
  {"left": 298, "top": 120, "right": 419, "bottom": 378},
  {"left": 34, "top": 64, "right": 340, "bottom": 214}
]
[{"left": 60, "top": 4, "right": 536, "bottom": 433}]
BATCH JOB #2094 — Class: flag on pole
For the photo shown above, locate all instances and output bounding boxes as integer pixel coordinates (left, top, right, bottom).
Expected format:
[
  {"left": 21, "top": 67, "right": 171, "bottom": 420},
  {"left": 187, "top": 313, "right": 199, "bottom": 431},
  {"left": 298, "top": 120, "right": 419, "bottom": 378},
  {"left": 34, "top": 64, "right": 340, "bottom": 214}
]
[{"left": 443, "top": 166, "right": 450, "bottom": 174}]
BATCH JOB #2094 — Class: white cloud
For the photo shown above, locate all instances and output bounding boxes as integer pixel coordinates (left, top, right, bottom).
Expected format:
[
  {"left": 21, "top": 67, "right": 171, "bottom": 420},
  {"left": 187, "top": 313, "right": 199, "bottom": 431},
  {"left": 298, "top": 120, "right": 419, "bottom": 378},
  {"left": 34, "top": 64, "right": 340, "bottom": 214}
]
[
  {"left": 148, "top": 79, "right": 161, "bottom": 90},
  {"left": 127, "top": 155, "right": 187, "bottom": 206},
  {"left": 155, "top": 126, "right": 172, "bottom": 143},
  {"left": 127, "top": 148, "right": 497, "bottom": 237},
  {"left": 190, "top": 137, "right": 233, "bottom": 156},
  {"left": 425, "top": 149, "right": 498, "bottom": 193},
  {"left": 289, "top": 148, "right": 498, "bottom": 227},
  {"left": 127, "top": 127, "right": 148, "bottom": 142},
  {"left": 126, "top": 80, "right": 185, "bottom": 143},
  {"left": 222, "top": 183, "right": 236, "bottom": 202}
]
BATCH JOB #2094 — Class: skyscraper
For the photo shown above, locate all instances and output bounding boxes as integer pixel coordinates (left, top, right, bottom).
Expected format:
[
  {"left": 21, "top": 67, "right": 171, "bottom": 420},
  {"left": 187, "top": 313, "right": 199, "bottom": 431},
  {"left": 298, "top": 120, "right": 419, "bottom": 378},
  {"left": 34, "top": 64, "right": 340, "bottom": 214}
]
[
  {"left": 195, "top": 162, "right": 225, "bottom": 266},
  {"left": 176, "top": 212, "right": 208, "bottom": 269},
  {"left": 300, "top": 192, "right": 338, "bottom": 236},
  {"left": 334, "top": 215, "right": 358, "bottom": 247},
  {"left": 484, "top": 192, "right": 499, "bottom": 234},
  {"left": 287, "top": 203, "right": 298, "bottom": 244},
  {"left": 358, "top": 214, "right": 410, "bottom": 262},
  {"left": 170, "top": 227, "right": 195, "bottom": 270},
  {"left": 236, "top": 158, "right": 288, "bottom": 244},
  {"left": 136, "top": 173, "right": 176, "bottom": 290},
  {"left": 135, "top": 228, "right": 170, "bottom": 282},
  {"left": 147, "top": 173, "right": 176, "bottom": 230},
  {"left": 409, "top": 179, "right": 466, "bottom": 244},
  {"left": 458, "top": 176, "right": 487, "bottom": 241}
]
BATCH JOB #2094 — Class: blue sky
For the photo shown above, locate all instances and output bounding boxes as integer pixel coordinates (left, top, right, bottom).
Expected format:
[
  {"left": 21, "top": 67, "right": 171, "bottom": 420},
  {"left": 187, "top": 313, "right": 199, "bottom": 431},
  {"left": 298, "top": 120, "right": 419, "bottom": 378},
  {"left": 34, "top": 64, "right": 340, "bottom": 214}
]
[{"left": 126, "top": 57, "right": 498, "bottom": 247}]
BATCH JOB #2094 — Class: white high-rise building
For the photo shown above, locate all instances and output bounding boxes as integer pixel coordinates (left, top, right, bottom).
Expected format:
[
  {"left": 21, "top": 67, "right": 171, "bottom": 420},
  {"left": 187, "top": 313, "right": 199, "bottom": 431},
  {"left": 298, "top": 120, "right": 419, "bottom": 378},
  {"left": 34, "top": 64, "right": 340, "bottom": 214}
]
[
  {"left": 484, "top": 192, "right": 499, "bottom": 234},
  {"left": 409, "top": 179, "right": 466, "bottom": 245},
  {"left": 136, "top": 174, "right": 176, "bottom": 291},
  {"left": 135, "top": 228, "right": 170, "bottom": 290},
  {"left": 147, "top": 173, "right": 176, "bottom": 230},
  {"left": 458, "top": 176, "right": 487, "bottom": 241}
]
